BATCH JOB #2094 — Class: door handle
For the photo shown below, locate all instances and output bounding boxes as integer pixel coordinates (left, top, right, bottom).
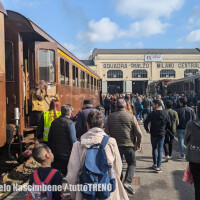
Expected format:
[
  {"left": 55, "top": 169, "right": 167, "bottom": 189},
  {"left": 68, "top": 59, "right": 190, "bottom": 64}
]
[{"left": 13, "top": 95, "right": 16, "bottom": 104}]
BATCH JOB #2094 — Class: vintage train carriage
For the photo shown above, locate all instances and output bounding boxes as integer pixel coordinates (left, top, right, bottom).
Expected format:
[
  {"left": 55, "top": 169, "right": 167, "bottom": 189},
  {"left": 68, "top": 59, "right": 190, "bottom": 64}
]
[
  {"left": 1, "top": 8, "right": 101, "bottom": 151},
  {"left": 0, "top": 2, "right": 7, "bottom": 147},
  {"left": 147, "top": 79, "right": 171, "bottom": 96},
  {"left": 167, "top": 75, "right": 200, "bottom": 96}
]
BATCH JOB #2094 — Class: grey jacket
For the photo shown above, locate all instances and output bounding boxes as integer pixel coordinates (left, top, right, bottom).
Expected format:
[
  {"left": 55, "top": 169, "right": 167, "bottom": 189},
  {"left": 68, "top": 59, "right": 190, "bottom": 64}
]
[
  {"left": 105, "top": 108, "right": 142, "bottom": 147},
  {"left": 184, "top": 119, "right": 200, "bottom": 164}
]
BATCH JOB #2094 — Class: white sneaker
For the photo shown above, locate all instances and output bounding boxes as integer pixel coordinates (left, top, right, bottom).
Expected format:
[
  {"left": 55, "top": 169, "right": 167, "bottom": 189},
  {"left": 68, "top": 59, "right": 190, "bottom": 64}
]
[{"left": 164, "top": 156, "right": 170, "bottom": 162}]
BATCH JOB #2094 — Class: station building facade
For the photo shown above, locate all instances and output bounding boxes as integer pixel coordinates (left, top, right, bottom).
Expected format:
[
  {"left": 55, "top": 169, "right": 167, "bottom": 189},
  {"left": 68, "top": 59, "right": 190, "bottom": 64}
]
[{"left": 81, "top": 49, "right": 200, "bottom": 94}]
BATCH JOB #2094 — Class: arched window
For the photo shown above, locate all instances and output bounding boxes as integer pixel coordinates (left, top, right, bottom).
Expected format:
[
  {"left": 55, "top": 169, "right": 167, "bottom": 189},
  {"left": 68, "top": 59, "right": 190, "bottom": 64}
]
[
  {"left": 132, "top": 70, "right": 147, "bottom": 78},
  {"left": 160, "top": 70, "right": 175, "bottom": 78},
  {"left": 107, "top": 70, "right": 123, "bottom": 78},
  {"left": 184, "top": 69, "right": 199, "bottom": 77}
]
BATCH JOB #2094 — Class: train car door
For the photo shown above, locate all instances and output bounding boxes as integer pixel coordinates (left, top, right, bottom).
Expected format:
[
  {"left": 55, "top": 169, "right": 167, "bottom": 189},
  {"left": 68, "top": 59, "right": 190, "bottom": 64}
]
[
  {"left": 34, "top": 42, "right": 58, "bottom": 109},
  {"left": 0, "top": 9, "right": 6, "bottom": 147}
]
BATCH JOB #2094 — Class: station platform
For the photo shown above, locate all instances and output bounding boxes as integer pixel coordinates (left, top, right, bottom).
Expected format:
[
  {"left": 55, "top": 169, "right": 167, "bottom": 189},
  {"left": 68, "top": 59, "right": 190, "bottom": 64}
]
[{"left": 6, "top": 124, "right": 195, "bottom": 200}]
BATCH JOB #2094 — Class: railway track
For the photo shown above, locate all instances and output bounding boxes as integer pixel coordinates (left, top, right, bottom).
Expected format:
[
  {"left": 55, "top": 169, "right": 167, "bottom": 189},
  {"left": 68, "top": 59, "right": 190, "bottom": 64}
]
[{"left": 0, "top": 133, "right": 39, "bottom": 199}]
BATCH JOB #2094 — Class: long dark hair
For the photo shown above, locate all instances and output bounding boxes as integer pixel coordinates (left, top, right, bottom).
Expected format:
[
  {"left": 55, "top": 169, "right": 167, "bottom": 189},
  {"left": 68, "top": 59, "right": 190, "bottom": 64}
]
[{"left": 49, "top": 100, "right": 61, "bottom": 118}]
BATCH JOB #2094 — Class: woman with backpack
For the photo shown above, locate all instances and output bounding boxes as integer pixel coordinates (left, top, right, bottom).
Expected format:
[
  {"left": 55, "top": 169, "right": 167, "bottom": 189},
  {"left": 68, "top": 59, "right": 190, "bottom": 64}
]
[{"left": 66, "top": 110, "right": 129, "bottom": 200}]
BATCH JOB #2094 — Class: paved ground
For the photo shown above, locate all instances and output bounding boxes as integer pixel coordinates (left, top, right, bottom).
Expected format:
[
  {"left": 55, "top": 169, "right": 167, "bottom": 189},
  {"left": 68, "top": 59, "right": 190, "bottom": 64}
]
[
  {"left": 6, "top": 124, "right": 195, "bottom": 200},
  {"left": 128, "top": 124, "right": 195, "bottom": 200}
]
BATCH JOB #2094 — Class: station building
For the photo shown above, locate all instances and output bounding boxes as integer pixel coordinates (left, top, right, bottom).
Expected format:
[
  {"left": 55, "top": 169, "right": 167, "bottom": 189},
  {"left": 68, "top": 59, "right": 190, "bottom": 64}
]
[{"left": 81, "top": 49, "right": 200, "bottom": 94}]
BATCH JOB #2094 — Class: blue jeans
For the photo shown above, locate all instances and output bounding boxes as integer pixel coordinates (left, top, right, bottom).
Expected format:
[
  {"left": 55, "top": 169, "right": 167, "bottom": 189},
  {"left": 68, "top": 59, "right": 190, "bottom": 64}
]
[
  {"left": 142, "top": 108, "right": 151, "bottom": 121},
  {"left": 177, "top": 129, "right": 185, "bottom": 157},
  {"left": 137, "top": 110, "right": 143, "bottom": 120},
  {"left": 151, "top": 136, "right": 165, "bottom": 168}
]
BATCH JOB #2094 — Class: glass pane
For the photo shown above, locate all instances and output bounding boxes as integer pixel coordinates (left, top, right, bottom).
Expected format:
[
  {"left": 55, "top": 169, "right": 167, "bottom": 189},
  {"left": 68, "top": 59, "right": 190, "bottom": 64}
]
[
  {"left": 76, "top": 67, "right": 79, "bottom": 87},
  {"left": 65, "top": 61, "right": 69, "bottom": 85},
  {"left": 5, "top": 42, "right": 14, "bottom": 81},
  {"left": 87, "top": 74, "right": 90, "bottom": 88},
  {"left": 39, "top": 49, "right": 55, "bottom": 82},
  {"left": 73, "top": 66, "right": 76, "bottom": 86},
  {"left": 60, "top": 58, "right": 65, "bottom": 84}
]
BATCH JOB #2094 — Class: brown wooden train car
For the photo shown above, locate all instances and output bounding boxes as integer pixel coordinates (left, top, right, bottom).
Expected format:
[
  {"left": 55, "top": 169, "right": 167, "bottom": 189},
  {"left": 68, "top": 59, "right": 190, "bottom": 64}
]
[
  {"left": 0, "top": 2, "right": 7, "bottom": 148},
  {"left": 0, "top": 4, "right": 101, "bottom": 155}
]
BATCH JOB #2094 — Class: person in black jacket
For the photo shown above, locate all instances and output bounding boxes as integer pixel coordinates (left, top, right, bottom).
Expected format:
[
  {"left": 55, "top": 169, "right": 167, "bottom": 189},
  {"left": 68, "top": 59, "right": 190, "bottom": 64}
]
[
  {"left": 176, "top": 97, "right": 196, "bottom": 159},
  {"left": 144, "top": 100, "right": 171, "bottom": 173},
  {"left": 48, "top": 104, "right": 77, "bottom": 175},
  {"left": 76, "top": 100, "right": 106, "bottom": 139}
]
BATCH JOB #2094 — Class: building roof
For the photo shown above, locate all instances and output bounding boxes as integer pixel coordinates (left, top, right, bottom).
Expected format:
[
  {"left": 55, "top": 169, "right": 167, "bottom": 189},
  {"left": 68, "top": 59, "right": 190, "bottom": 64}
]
[
  {"left": 81, "top": 60, "right": 95, "bottom": 66},
  {"left": 92, "top": 48, "right": 200, "bottom": 57}
]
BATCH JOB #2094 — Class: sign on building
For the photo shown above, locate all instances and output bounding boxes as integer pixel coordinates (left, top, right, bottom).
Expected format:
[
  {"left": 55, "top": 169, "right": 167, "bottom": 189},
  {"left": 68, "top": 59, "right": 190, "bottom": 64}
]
[{"left": 145, "top": 54, "right": 162, "bottom": 62}]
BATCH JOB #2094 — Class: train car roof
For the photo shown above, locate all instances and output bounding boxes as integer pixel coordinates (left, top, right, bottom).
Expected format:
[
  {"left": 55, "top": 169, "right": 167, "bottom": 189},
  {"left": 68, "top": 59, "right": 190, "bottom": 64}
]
[
  {"left": 0, "top": 1, "right": 7, "bottom": 15},
  {"left": 168, "top": 74, "right": 200, "bottom": 85},
  {"left": 6, "top": 10, "right": 100, "bottom": 80}
]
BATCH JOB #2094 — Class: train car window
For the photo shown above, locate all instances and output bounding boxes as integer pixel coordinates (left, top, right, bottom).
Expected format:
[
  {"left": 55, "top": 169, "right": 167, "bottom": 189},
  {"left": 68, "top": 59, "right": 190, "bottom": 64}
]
[
  {"left": 81, "top": 71, "right": 85, "bottom": 88},
  {"left": 91, "top": 77, "right": 94, "bottom": 89},
  {"left": 60, "top": 58, "right": 65, "bottom": 84},
  {"left": 76, "top": 67, "right": 79, "bottom": 87},
  {"left": 65, "top": 61, "right": 69, "bottom": 85},
  {"left": 160, "top": 70, "right": 175, "bottom": 78},
  {"left": 73, "top": 65, "right": 76, "bottom": 86},
  {"left": 184, "top": 69, "right": 198, "bottom": 77},
  {"left": 39, "top": 49, "right": 55, "bottom": 82},
  {"left": 97, "top": 80, "right": 99, "bottom": 90},
  {"left": 107, "top": 70, "right": 123, "bottom": 78},
  {"left": 94, "top": 78, "right": 96, "bottom": 90},
  {"left": 87, "top": 74, "right": 90, "bottom": 88},
  {"left": 132, "top": 70, "right": 147, "bottom": 78},
  {"left": 5, "top": 42, "right": 14, "bottom": 81}
]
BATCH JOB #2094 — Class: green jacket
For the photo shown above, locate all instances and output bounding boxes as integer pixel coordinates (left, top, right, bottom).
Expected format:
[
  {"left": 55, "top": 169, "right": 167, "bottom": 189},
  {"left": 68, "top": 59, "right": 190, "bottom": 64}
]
[
  {"left": 165, "top": 109, "right": 179, "bottom": 134},
  {"left": 105, "top": 109, "right": 142, "bottom": 147}
]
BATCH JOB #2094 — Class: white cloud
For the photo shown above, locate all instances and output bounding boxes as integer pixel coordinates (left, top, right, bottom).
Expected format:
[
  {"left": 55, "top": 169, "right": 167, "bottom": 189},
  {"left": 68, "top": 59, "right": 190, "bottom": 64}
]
[
  {"left": 114, "top": 0, "right": 184, "bottom": 19},
  {"left": 63, "top": 42, "right": 77, "bottom": 51},
  {"left": 119, "top": 19, "right": 170, "bottom": 38},
  {"left": 62, "top": 42, "right": 91, "bottom": 60},
  {"left": 78, "top": 18, "right": 169, "bottom": 43},
  {"left": 189, "top": 6, "right": 200, "bottom": 26},
  {"left": 134, "top": 42, "right": 143, "bottom": 48},
  {"left": 78, "top": 18, "right": 119, "bottom": 42},
  {"left": 183, "top": 29, "right": 200, "bottom": 42},
  {"left": 74, "top": 51, "right": 92, "bottom": 60}
]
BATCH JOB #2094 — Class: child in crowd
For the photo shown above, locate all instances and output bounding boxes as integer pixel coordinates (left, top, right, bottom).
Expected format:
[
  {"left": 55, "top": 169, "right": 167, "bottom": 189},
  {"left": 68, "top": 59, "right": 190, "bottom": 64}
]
[{"left": 26, "top": 144, "right": 65, "bottom": 200}]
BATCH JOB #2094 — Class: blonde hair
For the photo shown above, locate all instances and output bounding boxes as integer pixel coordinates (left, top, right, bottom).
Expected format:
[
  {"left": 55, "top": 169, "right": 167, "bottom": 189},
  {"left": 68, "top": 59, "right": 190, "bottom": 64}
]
[
  {"left": 137, "top": 96, "right": 142, "bottom": 101},
  {"left": 126, "top": 102, "right": 133, "bottom": 114}
]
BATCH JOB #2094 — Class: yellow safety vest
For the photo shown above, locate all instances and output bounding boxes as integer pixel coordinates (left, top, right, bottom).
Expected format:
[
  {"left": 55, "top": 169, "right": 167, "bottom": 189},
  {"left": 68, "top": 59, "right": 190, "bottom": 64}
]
[{"left": 43, "top": 110, "right": 61, "bottom": 142}]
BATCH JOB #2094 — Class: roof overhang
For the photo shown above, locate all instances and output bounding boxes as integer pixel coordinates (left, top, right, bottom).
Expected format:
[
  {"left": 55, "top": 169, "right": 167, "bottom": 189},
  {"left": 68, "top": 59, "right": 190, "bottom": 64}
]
[{"left": 0, "top": 1, "right": 7, "bottom": 16}]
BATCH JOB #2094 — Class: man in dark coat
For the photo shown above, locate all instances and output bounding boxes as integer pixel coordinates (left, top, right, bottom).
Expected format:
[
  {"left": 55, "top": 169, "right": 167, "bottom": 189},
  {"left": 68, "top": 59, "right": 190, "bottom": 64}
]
[
  {"left": 48, "top": 104, "right": 77, "bottom": 175},
  {"left": 176, "top": 97, "right": 196, "bottom": 159},
  {"left": 76, "top": 100, "right": 106, "bottom": 139},
  {"left": 105, "top": 99, "right": 142, "bottom": 195},
  {"left": 144, "top": 100, "right": 171, "bottom": 173}
]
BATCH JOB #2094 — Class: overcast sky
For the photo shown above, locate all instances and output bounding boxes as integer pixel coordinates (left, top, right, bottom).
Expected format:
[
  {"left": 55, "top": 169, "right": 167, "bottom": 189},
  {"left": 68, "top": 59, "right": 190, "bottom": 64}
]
[{"left": 2, "top": 0, "right": 200, "bottom": 59}]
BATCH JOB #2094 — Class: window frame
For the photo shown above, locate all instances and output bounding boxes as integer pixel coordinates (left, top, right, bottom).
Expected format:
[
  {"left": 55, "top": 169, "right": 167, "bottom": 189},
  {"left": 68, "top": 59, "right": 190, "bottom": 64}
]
[
  {"left": 160, "top": 70, "right": 175, "bottom": 78},
  {"left": 5, "top": 41, "right": 14, "bottom": 82},
  {"left": 38, "top": 48, "right": 56, "bottom": 83},
  {"left": 107, "top": 70, "right": 123, "bottom": 79},
  {"left": 132, "top": 70, "right": 148, "bottom": 78},
  {"left": 184, "top": 69, "right": 198, "bottom": 77}
]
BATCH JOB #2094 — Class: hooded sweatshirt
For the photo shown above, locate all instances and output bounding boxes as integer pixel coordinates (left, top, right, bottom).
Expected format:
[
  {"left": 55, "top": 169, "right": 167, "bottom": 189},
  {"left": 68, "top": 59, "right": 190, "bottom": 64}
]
[
  {"left": 185, "top": 119, "right": 200, "bottom": 164},
  {"left": 144, "top": 110, "right": 171, "bottom": 137}
]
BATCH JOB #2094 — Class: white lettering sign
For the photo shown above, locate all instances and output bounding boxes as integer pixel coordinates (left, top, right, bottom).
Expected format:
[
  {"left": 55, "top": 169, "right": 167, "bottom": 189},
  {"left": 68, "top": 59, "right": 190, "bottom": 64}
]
[{"left": 145, "top": 54, "right": 162, "bottom": 61}]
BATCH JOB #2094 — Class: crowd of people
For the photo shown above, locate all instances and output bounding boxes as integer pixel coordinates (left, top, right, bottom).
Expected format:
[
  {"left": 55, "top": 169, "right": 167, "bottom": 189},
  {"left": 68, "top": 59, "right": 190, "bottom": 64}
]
[{"left": 26, "top": 86, "right": 200, "bottom": 200}]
